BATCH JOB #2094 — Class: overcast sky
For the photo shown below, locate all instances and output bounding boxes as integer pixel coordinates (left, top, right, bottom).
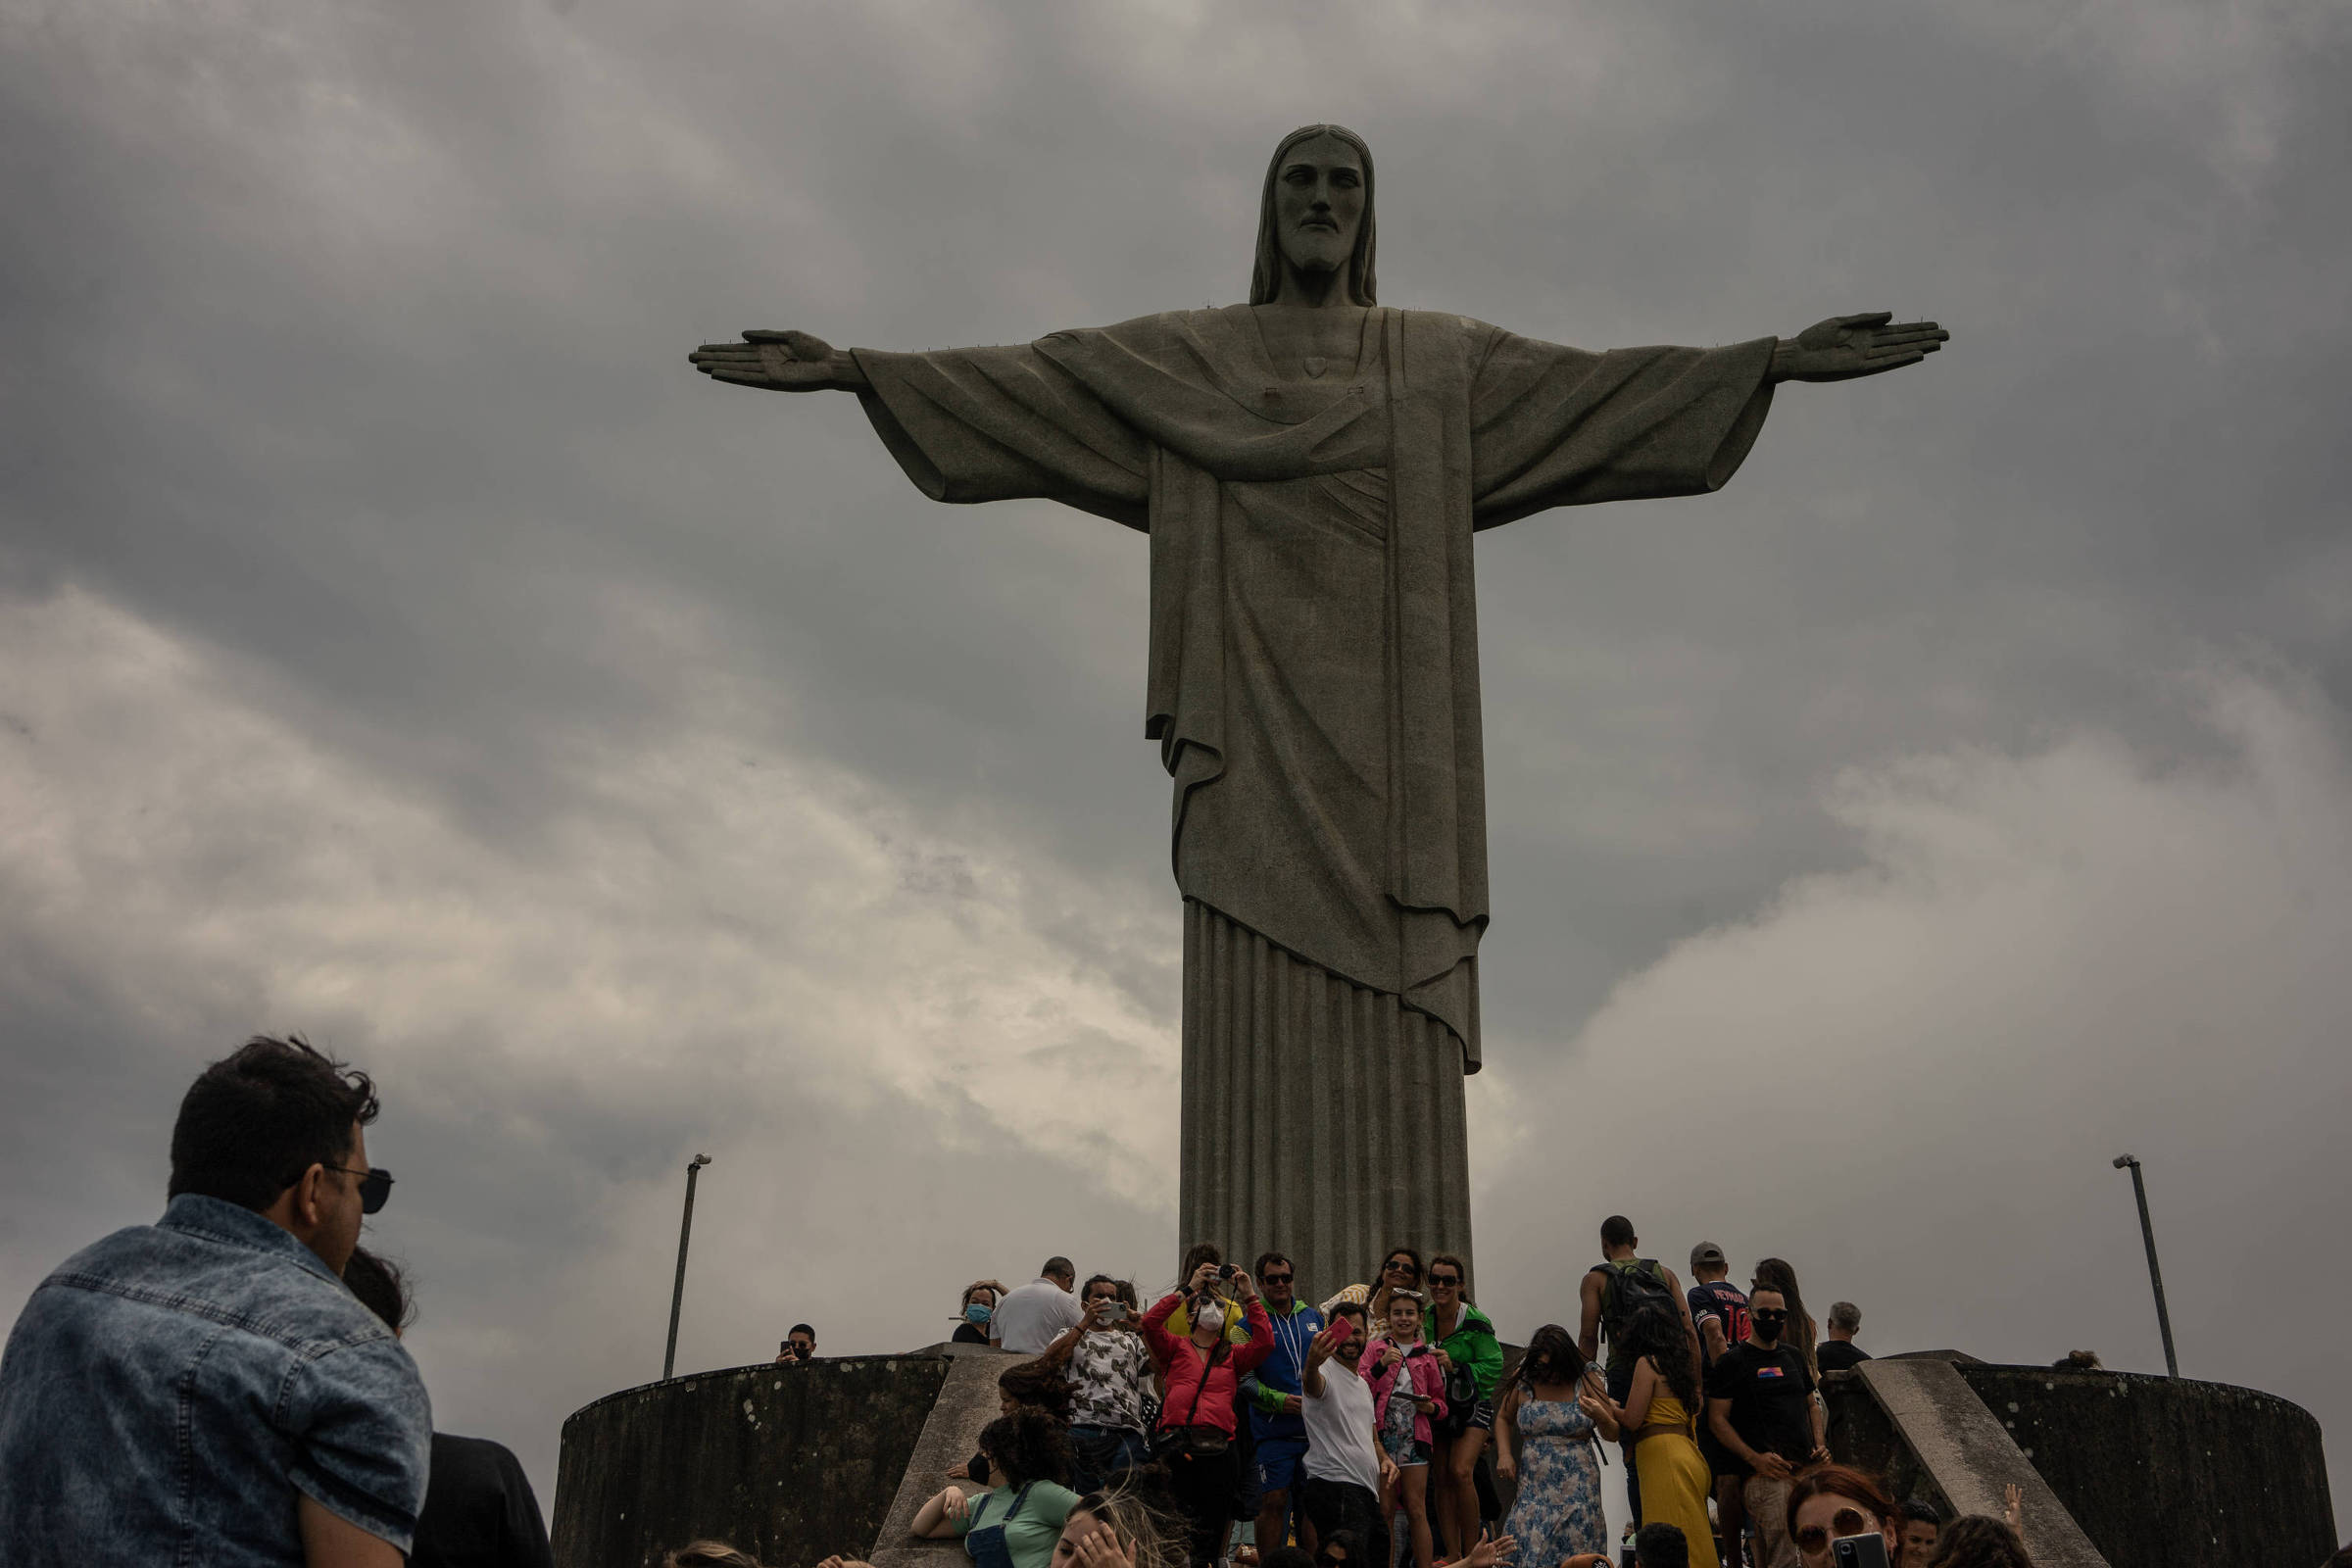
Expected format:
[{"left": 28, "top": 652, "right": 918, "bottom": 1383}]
[{"left": 4, "top": 0, "right": 2348, "bottom": 1539}]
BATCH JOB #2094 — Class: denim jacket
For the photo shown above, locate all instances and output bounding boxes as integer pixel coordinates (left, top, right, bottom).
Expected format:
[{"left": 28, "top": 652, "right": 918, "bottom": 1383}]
[{"left": 0, "top": 1194, "right": 432, "bottom": 1565}]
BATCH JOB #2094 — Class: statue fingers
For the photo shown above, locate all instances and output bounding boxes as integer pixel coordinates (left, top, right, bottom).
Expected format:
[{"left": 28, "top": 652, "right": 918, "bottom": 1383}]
[
  {"left": 708, "top": 368, "right": 778, "bottom": 387},
  {"left": 1835, "top": 310, "right": 1894, "bottom": 329}
]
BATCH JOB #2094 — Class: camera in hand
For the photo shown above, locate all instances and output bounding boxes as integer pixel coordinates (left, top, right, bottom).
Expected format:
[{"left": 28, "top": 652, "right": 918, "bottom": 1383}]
[
  {"left": 1831, "top": 1534, "right": 1891, "bottom": 1568},
  {"left": 1217, "top": 1264, "right": 1238, "bottom": 1281},
  {"left": 1099, "top": 1302, "right": 1128, "bottom": 1324}
]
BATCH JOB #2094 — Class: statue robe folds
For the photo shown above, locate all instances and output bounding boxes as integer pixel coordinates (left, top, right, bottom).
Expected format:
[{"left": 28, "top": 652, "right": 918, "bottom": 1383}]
[{"left": 854, "top": 307, "right": 1773, "bottom": 1284}]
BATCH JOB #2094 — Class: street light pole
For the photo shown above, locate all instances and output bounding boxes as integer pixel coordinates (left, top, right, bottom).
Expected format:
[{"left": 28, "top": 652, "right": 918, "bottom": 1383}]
[
  {"left": 2112, "top": 1152, "right": 2179, "bottom": 1377},
  {"left": 662, "top": 1153, "right": 712, "bottom": 1382}
]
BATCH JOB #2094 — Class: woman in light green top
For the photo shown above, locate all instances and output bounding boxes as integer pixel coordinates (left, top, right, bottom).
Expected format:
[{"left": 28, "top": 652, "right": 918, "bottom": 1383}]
[{"left": 914, "top": 1409, "right": 1079, "bottom": 1568}]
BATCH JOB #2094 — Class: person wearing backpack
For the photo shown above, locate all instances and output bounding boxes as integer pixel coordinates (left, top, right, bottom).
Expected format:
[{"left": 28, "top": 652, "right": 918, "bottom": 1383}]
[{"left": 1577, "top": 1217, "right": 1700, "bottom": 1523}]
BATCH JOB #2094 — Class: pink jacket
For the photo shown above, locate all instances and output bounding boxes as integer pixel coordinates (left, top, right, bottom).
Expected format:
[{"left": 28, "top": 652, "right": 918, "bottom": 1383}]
[{"left": 1359, "top": 1336, "right": 1448, "bottom": 1444}]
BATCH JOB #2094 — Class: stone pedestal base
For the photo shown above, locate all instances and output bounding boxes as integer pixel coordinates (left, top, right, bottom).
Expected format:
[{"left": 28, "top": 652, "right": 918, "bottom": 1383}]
[{"left": 1178, "top": 901, "right": 1473, "bottom": 1298}]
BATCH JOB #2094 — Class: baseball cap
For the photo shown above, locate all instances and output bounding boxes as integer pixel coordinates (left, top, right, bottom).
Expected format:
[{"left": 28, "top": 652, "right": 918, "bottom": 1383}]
[{"left": 1690, "top": 1242, "right": 1727, "bottom": 1269}]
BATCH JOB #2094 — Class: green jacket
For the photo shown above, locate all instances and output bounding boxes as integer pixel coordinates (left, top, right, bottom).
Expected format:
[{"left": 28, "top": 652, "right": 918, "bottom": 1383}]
[{"left": 1437, "top": 1301, "right": 1504, "bottom": 1398}]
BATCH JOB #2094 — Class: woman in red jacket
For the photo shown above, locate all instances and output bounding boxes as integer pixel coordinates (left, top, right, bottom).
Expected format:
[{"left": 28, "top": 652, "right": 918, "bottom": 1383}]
[{"left": 1141, "top": 1261, "right": 1276, "bottom": 1567}]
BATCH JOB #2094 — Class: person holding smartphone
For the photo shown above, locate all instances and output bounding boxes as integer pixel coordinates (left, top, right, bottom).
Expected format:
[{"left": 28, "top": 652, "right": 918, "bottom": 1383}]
[
  {"left": 1044, "top": 1276, "right": 1152, "bottom": 1494},
  {"left": 1142, "top": 1262, "right": 1275, "bottom": 1566}
]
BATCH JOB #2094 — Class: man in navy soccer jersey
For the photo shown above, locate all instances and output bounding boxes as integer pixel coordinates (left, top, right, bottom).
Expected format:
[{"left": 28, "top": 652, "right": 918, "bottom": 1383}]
[{"left": 1686, "top": 1244, "right": 1751, "bottom": 1567}]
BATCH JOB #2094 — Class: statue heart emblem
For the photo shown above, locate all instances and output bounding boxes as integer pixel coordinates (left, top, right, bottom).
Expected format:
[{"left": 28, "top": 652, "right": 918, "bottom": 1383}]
[{"left": 1303, "top": 356, "right": 1328, "bottom": 379}]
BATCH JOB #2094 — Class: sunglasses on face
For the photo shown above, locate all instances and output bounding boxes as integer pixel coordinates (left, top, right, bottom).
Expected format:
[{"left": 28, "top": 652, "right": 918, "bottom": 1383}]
[
  {"left": 1384, "top": 1259, "right": 1419, "bottom": 1276},
  {"left": 324, "top": 1165, "right": 395, "bottom": 1214},
  {"left": 1261, "top": 1273, "right": 1293, "bottom": 1285},
  {"left": 1794, "top": 1508, "right": 1874, "bottom": 1554},
  {"left": 1429, "top": 1273, "right": 1460, "bottom": 1287}
]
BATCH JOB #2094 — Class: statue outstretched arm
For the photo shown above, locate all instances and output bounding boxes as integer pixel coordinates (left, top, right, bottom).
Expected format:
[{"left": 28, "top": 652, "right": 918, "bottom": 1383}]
[
  {"left": 689, "top": 329, "right": 870, "bottom": 392},
  {"left": 1767, "top": 313, "right": 1948, "bottom": 383}
]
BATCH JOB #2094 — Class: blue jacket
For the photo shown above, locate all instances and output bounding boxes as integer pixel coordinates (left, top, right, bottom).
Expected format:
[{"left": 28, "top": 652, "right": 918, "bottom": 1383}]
[
  {"left": 0, "top": 1195, "right": 433, "bottom": 1564},
  {"left": 1245, "top": 1299, "right": 1326, "bottom": 1442}
]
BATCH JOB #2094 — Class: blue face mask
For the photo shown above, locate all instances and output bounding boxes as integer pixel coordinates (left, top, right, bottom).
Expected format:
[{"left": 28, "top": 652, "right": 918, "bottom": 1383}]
[{"left": 965, "top": 1302, "right": 994, "bottom": 1326}]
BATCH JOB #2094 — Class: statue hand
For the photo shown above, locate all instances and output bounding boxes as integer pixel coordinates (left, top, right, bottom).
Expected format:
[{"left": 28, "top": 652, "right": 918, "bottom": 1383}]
[
  {"left": 1770, "top": 312, "right": 1947, "bottom": 382},
  {"left": 689, "top": 329, "right": 858, "bottom": 391}
]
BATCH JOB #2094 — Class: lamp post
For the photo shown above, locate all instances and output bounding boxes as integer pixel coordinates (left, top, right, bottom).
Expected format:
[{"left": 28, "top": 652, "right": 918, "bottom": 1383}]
[
  {"left": 662, "top": 1153, "right": 712, "bottom": 1381},
  {"left": 2112, "top": 1152, "right": 2179, "bottom": 1377}
]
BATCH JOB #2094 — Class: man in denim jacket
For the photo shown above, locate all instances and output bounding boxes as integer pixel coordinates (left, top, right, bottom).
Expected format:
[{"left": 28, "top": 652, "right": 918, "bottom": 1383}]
[{"left": 0, "top": 1036, "right": 431, "bottom": 1566}]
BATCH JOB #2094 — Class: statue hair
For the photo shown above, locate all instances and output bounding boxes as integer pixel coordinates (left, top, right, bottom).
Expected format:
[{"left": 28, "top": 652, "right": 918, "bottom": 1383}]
[{"left": 1250, "top": 124, "right": 1378, "bottom": 307}]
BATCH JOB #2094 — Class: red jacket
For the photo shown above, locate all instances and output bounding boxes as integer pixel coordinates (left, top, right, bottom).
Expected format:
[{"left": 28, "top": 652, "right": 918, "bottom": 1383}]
[{"left": 1142, "top": 1293, "right": 1275, "bottom": 1436}]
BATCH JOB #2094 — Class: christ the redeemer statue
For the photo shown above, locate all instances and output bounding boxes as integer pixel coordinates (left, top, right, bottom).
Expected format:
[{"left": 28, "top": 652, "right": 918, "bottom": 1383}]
[{"left": 691, "top": 124, "right": 1944, "bottom": 1292}]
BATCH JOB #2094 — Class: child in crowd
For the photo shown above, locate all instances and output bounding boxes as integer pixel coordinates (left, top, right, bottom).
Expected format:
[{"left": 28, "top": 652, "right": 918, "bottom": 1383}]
[{"left": 1358, "top": 1291, "right": 1446, "bottom": 1568}]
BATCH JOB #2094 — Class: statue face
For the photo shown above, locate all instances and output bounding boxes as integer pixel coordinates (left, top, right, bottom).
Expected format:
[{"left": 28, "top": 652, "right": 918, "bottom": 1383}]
[{"left": 1272, "top": 133, "right": 1364, "bottom": 281}]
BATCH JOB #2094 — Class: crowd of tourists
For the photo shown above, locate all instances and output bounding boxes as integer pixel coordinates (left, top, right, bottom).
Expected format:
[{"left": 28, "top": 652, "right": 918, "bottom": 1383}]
[
  {"left": 923, "top": 1236, "right": 2028, "bottom": 1568},
  {"left": 0, "top": 1034, "right": 2335, "bottom": 1568}
]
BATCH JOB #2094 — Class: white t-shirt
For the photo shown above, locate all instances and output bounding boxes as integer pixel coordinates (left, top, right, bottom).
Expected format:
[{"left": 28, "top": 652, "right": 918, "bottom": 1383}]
[
  {"left": 1302, "top": 1365, "right": 1381, "bottom": 1494},
  {"left": 992, "top": 1277, "right": 1084, "bottom": 1353}
]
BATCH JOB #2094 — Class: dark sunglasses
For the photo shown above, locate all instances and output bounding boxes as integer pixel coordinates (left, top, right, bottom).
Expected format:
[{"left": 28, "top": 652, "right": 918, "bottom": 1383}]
[
  {"left": 1428, "top": 1272, "right": 1461, "bottom": 1286},
  {"left": 1261, "top": 1272, "right": 1294, "bottom": 1285},
  {"left": 1384, "top": 1258, "right": 1420, "bottom": 1275},
  {"left": 1794, "top": 1508, "right": 1873, "bottom": 1553},
  {"left": 325, "top": 1164, "right": 396, "bottom": 1214},
  {"left": 1751, "top": 1308, "right": 1788, "bottom": 1322}
]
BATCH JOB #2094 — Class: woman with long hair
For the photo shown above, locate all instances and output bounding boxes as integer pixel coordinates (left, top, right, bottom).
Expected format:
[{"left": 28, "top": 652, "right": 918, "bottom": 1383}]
[
  {"left": 1319, "top": 1245, "right": 1425, "bottom": 1330},
  {"left": 1051, "top": 1483, "right": 1194, "bottom": 1568},
  {"left": 1494, "top": 1325, "right": 1613, "bottom": 1568},
  {"left": 1604, "top": 1307, "right": 1717, "bottom": 1568},
  {"left": 1751, "top": 1259, "right": 1818, "bottom": 1381},
  {"left": 1424, "top": 1252, "right": 1502, "bottom": 1564},
  {"left": 1783, "top": 1464, "right": 1905, "bottom": 1568},
  {"left": 915, "top": 1408, "right": 1082, "bottom": 1568}
]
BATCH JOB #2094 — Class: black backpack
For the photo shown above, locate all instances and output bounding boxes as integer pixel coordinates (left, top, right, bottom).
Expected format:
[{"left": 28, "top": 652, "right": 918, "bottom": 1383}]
[{"left": 1592, "top": 1258, "right": 1676, "bottom": 1347}]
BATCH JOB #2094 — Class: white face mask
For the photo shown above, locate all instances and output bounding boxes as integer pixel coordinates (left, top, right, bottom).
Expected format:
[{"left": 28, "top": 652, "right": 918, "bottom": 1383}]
[{"left": 1196, "top": 1302, "right": 1227, "bottom": 1332}]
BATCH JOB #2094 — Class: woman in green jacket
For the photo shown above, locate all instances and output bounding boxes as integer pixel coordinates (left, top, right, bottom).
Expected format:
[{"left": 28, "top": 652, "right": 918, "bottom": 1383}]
[{"left": 1426, "top": 1252, "right": 1504, "bottom": 1559}]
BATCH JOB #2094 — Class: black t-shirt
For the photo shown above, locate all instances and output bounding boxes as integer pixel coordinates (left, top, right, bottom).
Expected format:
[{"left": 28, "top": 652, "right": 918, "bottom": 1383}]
[
  {"left": 1815, "top": 1340, "right": 1871, "bottom": 1373},
  {"left": 411, "top": 1433, "right": 555, "bottom": 1568},
  {"left": 1687, "top": 1281, "right": 1748, "bottom": 1370},
  {"left": 1703, "top": 1342, "right": 1816, "bottom": 1476},
  {"left": 953, "top": 1321, "right": 992, "bottom": 1344}
]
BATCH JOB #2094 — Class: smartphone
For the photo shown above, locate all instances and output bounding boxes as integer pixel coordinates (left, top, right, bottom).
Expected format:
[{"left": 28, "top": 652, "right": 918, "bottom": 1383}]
[
  {"left": 1099, "top": 1302, "right": 1129, "bottom": 1324},
  {"left": 1831, "top": 1534, "right": 1891, "bottom": 1568}
]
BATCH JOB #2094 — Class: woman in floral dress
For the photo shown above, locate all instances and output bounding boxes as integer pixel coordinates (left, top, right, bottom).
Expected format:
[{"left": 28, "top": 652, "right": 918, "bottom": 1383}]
[{"left": 1496, "top": 1324, "right": 1617, "bottom": 1567}]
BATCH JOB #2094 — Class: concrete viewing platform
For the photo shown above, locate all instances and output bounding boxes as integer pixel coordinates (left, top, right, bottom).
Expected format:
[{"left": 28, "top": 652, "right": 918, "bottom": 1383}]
[{"left": 555, "top": 1343, "right": 2334, "bottom": 1568}]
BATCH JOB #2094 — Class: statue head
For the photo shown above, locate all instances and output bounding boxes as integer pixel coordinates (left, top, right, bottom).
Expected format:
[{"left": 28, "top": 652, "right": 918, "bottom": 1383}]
[{"left": 1250, "top": 123, "right": 1377, "bottom": 307}]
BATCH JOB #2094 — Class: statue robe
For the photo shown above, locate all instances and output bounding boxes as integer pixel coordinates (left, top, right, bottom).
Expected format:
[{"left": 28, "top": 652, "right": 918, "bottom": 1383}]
[{"left": 853, "top": 306, "right": 1774, "bottom": 1282}]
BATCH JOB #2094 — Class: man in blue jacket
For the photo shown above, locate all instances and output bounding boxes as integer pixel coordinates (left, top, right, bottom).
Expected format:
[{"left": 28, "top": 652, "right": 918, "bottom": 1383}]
[
  {"left": 0, "top": 1035, "right": 431, "bottom": 1567},
  {"left": 1245, "top": 1250, "right": 1327, "bottom": 1550}
]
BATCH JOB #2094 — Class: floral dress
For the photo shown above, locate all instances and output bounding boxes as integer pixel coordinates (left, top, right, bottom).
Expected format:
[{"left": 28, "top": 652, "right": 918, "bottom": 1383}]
[{"left": 1500, "top": 1392, "right": 1607, "bottom": 1565}]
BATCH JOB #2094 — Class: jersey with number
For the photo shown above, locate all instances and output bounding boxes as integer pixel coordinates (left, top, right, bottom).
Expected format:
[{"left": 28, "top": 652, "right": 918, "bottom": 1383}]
[{"left": 1687, "top": 1280, "right": 1748, "bottom": 1370}]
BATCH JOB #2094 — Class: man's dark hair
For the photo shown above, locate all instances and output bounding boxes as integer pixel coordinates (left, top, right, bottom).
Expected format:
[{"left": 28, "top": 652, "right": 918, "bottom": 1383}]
[
  {"left": 1262, "top": 1548, "right": 1315, "bottom": 1568},
  {"left": 169, "top": 1035, "right": 378, "bottom": 1210},
  {"left": 1042, "top": 1255, "right": 1076, "bottom": 1279},
  {"left": 343, "top": 1246, "right": 413, "bottom": 1334},
  {"left": 1314, "top": 1530, "right": 1358, "bottom": 1568},
  {"left": 1600, "top": 1214, "right": 1637, "bottom": 1250},
  {"left": 1253, "top": 1250, "right": 1293, "bottom": 1279},
  {"left": 1634, "top": 1522, "right": 1689, "bottom": 1568},
  {"left": 1901, "top": 1498, "right": 1944, "bottom": 1526},
  {"left": 789, "top": 1323, "right": 814, "bottom": 1340},
  {"left": 1328, "top": 1300, "right": 1368, "bottom": 1328}
]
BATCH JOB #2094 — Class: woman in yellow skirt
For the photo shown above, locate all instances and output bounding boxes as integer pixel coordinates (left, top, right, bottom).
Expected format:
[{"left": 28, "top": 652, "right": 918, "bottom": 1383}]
[{"left": 1606, "top": 1306, "right": 1719, "bottom": 1568}]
